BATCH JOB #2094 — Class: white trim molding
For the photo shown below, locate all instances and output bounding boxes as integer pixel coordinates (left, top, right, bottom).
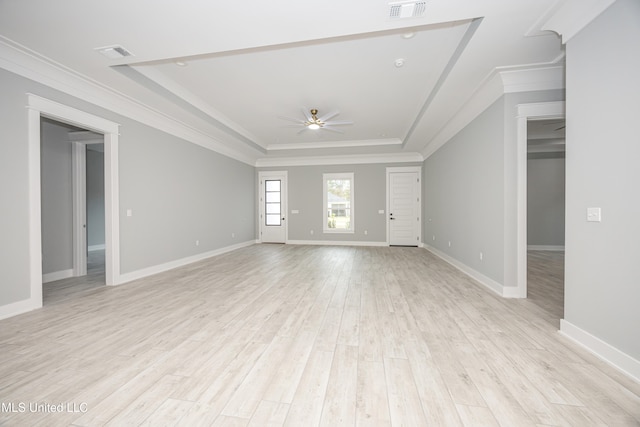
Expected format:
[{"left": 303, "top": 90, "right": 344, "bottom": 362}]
[
  {"left": 423, "top": 244, "right": 520, "bottom": 298},
  {"left": 541, "top": 0, "right": 616, "bottom": 44},
  {"left": 27, "top": 94, "right": 121, "bottom": 315},
  {"left": 0, "top": 36, "right": 257, "bottom": 165},
  {"left": 287, "top": 240, "right": 388, "bottom": 247},
  {"left": 119, "top": 240, "right": 257, "bottom": 285},
  {"left": 422, "top": 64, "right": 565, "bottom": 160},
  {"left": 560, "top": 319, "right": 640, "bottom": 383},
  {"left": 42, "top": 269, "right": 74, "bottom": 284},
  {"left": 527, "top": 245, "right": 565, "bottom": 251},
  {"left": 255, "top": 152, "right": 423, "bottom": 168}
]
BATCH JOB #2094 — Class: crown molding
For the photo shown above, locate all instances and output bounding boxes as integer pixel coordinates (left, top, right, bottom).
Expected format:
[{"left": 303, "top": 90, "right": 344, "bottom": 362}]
[
  {"left": 422, "top": 63, "right": 565, "bottom": 160},
  {"left": 267, "top": 137, "right": 402, "bottom": 151},
  {"left": 540, "top": 0, "right": 616, "bottom": 44},
  {"left": 0, "top": 36, "right": 257, "bottom": 165},
  {"left": 255, "top": 151, "right": 423, "bottom": 167}
]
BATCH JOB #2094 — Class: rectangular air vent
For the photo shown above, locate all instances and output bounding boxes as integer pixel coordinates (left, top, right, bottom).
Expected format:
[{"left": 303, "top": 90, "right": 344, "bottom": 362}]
[
  {"left": 389, "top": 1, "right": 427, "bottom": 19},
  {"left": 95, "top": 45, "right": 133, "bottom": 59}
]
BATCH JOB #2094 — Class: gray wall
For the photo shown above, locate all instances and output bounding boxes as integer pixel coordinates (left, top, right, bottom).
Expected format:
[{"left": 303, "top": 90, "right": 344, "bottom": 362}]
[
  {"left": 564, "top": 0, "right": 640, "bottom": 360},
  {"left": 423, "top": 98, "right": 505, "bottom": 283},
  {"left": 0, "top": 67, "right": 255, "bottom": 308},
  {"left": 527, "top": 152, "right": 565, "bottom": 247},
  {"left": 423, "top": 89, "right": 565, "bottom": 287},
  {"left": 40, "top": 119, "right": 74, "bottom": 275},
  {"left": 86, "top": 147, "right": 105, "bottom": 248},
  {"left": 258, "top": 163, "right": 420, "bottom": 243}
]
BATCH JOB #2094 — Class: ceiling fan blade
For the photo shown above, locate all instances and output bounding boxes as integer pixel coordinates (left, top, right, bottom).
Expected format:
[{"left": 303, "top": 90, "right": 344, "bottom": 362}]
[
  {"left": 281, "top": 124, "right": 304, "bottom": 128},
  {"left": 297, "top": 127, "right": 309, "bottom": 134},
  {"left": 321, "top": 126, "right": 344, "bottom": 134},
  {"left": 325, "top": 120, "right": 353, "bottom": 126},
  {"left": 301, "top": 106, "right": 313, "bottom": 122},
  {"left": 318, "top": 110, "right": 339, "bottom": 122},
  {"left": 555, "top": 126, "right": 566, "bottom": 131},
  {"left": 277, "top": 115, "right": 305, "bottom": 124}
]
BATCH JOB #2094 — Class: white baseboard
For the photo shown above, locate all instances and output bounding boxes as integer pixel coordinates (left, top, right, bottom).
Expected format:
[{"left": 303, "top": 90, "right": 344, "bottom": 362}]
[
  {"left": 560, "top": 319, "right": 640, "bottom": 383},
  {"left": 0, "top": 297, "right": 42, "bottom": 321},
  {"left": 118, "top": 240, "right": 257, "bottom": 285},
  {"left": 42, "top": 268, "right": 74, "bottom": 284},
  {"left": 527, "top": 245, "right": 565, "bottom": 251},
  {"left": 423, "top": 244, "right": 522, "bottom": 298},
  {"left": 88, "top": 244, "right": 105, "bottom": 252},
  {"left": 286, "top": 239, "right": 388, "bottom": 247}
]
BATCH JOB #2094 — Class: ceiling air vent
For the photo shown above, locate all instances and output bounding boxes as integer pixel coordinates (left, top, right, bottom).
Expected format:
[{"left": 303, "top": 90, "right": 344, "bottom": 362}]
[
  {"left": 95, "top": 45, "right": 133, "bottom": 59},
  {"left": 389, "top": 1, "right": 427, "bottom": 19}
]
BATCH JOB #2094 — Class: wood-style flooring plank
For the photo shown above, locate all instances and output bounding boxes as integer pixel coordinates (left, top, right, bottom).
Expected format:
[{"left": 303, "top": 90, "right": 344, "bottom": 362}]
[{"left": 0, "top": 244, "right": 637, "bottom": 426}]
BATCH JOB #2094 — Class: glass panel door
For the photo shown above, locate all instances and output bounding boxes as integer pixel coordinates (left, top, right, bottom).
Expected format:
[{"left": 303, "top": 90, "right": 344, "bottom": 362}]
[{"left": 265, "top": 180, "right": 281, "bottom": 226}]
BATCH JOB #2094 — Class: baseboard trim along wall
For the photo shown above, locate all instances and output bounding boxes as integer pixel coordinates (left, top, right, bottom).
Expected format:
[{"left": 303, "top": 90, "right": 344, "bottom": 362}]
[
  {"left": 422, "top": 244, "right": 521, "bottom": 298},
  {"left": 118, "top": 240, "right": 257, "bottom": 285},
  {"left": 560, "top": 319, "right": 640, "bottom": 383},
  {"left": 527, "top": 245, "right": 565, "bottom": 251},
  {"left": 286, "top": 240, "right": 388, "bottom": 247},
  {"left": 42, "top": 268, "right": 74, "bottom": 284},
  {"left": 0, "top": 297, "right": 41, "bottom": 321}
]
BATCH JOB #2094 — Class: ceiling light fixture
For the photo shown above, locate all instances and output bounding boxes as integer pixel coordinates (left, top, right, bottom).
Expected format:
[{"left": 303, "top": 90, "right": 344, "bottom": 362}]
[
  {"left": 402, "top": 32, "right": 416, "bottom": 39},
  {"left": 175, "top": 61, "right": 188, "bottom": 67}
]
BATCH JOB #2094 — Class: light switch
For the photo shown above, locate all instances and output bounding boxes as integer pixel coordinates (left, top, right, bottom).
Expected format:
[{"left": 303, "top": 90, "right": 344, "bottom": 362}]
[
  {"left": 587, "top": 207, "right": 601, "bottom": 222},
  {"left": 291, "top": 209, "right": 299, "bottom": 214},
  {"left": 378, "top": 210, "right": 385, "bottom": 214},
  {"left": 126, "top": 209, "right": 132, "bottom": 217}
]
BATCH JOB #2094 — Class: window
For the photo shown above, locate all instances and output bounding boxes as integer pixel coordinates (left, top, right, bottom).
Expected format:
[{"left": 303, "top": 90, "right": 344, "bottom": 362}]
[
  {"left": 264, "top": 179, "right": 281, "bottom": 226},
  {"left": 323, "top": 173, "right": 354, "bottom": 233}
]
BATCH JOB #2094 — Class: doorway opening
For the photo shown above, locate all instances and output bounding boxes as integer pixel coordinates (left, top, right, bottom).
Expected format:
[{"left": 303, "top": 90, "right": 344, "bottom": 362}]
[
  {"left": 40, "top": 118, "right": 106, "bottom": 304},
  {"left": 526, "top": 118, "right": 566, "bottom": 322},
  {"left": 26, "top": 94, "right": 120, "bottom": 312}
]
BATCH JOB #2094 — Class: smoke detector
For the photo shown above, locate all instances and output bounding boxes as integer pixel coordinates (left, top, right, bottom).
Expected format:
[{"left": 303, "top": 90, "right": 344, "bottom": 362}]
[
  {"left": 95, "top": 45, "right": 133, "bottom": 59},
  {"left": 388, "top": 1, "right": 427, "bottom": 19}
]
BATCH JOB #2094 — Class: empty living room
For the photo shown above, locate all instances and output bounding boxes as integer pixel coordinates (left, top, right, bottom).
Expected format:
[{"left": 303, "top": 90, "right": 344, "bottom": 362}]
[{"left": 1, "top": 0, "right": 638, "bottom": 425}]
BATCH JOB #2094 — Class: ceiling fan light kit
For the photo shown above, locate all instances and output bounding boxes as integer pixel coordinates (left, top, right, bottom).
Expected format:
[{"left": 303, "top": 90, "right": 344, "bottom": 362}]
[{"left": 278, "top": 108, "right": 354, "bottom": 134}]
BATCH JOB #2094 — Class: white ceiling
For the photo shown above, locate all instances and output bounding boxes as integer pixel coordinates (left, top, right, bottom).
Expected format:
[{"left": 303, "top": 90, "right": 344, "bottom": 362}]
[{"left": 0, "top": 0, "right": 565, "bottom": 164}]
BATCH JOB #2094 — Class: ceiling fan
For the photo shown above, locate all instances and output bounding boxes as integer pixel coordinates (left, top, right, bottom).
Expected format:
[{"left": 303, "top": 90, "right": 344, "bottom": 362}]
[{"left": 278, "top": 107, "right": 353, "bottom": 133}]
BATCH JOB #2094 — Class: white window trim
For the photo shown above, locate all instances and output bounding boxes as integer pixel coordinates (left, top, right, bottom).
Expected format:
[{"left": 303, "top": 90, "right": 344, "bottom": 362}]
[{"left": 323, "top": 172, "right": 354, "bottom": 234}]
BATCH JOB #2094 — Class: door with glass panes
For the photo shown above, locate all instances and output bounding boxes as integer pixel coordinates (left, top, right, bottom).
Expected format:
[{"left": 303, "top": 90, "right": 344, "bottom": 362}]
[{"left": 259, "top": 171, "right": 287, "bottom": 243}]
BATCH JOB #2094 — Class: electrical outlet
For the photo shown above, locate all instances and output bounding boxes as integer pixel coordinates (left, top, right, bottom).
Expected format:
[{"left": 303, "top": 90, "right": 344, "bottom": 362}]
[
  {"left": 195, "top": 240, "right": 199, "bottom": 246},
  {"left": 310, "top": 230, "right": 314, "bottom": 235},
  {"left": 364, "top": 230, "right": 368, "bottom": 235},
  {"left": 231, "top": 232, "right": 235, "bottom": 238},
  {"left": 479, "top": 252, "right": 483, "bottom": 261},
  {"left": 448, "top": 241, "right": 451, "bottom": 247}
]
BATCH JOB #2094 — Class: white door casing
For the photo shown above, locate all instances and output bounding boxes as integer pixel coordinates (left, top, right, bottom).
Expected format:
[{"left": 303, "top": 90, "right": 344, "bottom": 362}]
[
  {"left": 387, "top": 166, "right": 421, "bottom": 246},
  {"left": 259, "top": 171, "right": 288, "bottom": 243}
]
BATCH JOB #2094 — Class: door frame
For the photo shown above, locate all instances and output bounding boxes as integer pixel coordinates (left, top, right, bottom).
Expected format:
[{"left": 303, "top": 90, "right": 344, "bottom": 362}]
[
  {"left": 70, "top": 133, "right": 104, "bottom": 277},
  {"left": 515, "top": 101, "right": 565, "bottom": 298},
  {"left": 27, "top": 94, "right": 120, "bottom": 311},
  {"left": 386, "top": 166, "right": 422, "bottom": 246},
  {"left": 258, "top": 170, "right": 288, "bottom": 243}
]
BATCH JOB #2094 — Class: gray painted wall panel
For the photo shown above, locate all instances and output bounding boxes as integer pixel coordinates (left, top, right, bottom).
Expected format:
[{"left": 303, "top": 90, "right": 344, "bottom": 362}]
[
  {"left": 527, "top": 153, "right": 565, "bottom": 246},
  {"left": 424, "top": 98, "right": 506, "bottom": 283},
  {"left": 258, "top": 163, "right": 420, "bottom": 243},
  {"left": 564, "top": 0, "right": 640, "bottom": 359},
  {"left": 0, "top": 68, "right": 255, "bottom": 307},
  {"left": 86, "top": 148, "right": 105, "bottom": 248}
]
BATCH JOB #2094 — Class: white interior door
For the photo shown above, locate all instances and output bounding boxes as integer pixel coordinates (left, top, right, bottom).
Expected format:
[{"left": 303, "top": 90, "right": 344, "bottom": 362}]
[
  {"left": 259, "top": 171, "right": 287, "bottom": 243},
  {"left": 388, "top": 169, "right": 421, "bottom": 246}
]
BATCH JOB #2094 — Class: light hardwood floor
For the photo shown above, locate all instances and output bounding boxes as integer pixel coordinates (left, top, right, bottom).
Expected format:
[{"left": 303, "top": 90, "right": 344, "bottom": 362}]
[
  {"left": 43, "top": 250, "right": 106, "bottom": 305},
  {"left": 527, "top": 250, "right": 565, "bottom": 326},
  {"left": 1, "top": 245, "right": 638, "bottom": 426}
]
